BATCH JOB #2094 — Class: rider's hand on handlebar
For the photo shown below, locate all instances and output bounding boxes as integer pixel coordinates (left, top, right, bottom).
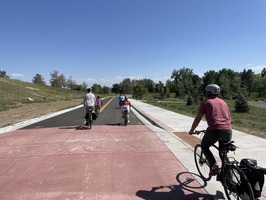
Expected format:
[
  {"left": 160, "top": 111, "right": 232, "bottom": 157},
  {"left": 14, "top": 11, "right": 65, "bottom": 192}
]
[{"left": 188, "top": 130, "right": 194, "bottom": 135}]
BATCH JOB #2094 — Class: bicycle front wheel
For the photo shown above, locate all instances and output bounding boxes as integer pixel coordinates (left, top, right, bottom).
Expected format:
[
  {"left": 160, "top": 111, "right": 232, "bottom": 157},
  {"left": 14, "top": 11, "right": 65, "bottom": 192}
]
[
  {"left": 223, "top": 164, "right": 254, "bottom": 200},
  {"left": 194, "top": 144, "right": 212, "bottom": 181}
]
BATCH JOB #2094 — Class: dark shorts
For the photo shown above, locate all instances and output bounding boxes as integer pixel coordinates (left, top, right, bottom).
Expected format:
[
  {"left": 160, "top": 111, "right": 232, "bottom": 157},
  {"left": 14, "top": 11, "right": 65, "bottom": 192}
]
[{"left": 201, "top": 129, "right": 232, "bottom": 148}]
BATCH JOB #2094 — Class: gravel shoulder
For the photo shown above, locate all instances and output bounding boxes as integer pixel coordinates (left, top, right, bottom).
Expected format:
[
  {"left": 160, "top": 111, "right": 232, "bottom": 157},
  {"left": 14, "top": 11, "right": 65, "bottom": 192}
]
[{"left": 248, "top": 101, "right": 266, "bottom": 108}]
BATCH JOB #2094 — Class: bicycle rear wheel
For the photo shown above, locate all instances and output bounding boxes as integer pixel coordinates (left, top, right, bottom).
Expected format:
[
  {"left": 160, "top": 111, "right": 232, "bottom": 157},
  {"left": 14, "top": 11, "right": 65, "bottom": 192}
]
[
  {"left": 194, "top": 144, "right": 212, "bottom": 181},
  {"left": 124, "top": 114, "right": 128, "bottom": 126},
  {"left": 223, "top": 164, "right": 254, "bottom": 200}
]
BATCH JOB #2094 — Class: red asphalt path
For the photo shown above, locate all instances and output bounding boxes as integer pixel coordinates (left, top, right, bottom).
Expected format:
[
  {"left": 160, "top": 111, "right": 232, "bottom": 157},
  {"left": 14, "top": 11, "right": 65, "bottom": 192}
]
[{"left": 0, "top": 125, "right": 212, "bottom": 200}]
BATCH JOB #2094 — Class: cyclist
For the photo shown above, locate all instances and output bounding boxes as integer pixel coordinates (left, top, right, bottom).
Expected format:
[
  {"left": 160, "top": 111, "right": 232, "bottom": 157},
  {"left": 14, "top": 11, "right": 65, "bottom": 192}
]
[
  {"left": 119, "top": 94, "right": 124, "bottom": 108},
  {"left": 119, "top": 96, "right": 132, "bottom": 122},
  {"left": 83, "top": 88, "right": 96, "bottom": 125},
  {"left": 95, "top": 95, "right": 102, "bottom": 115},
  {"left": 188, "top": 84, "right": 232, "bottom": 175}
]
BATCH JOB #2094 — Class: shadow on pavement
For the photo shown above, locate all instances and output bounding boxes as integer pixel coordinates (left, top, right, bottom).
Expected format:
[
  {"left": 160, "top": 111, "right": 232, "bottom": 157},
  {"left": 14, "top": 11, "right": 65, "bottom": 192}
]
[{"left": 136, "top": 172, "right": 226, "bottom": 200}]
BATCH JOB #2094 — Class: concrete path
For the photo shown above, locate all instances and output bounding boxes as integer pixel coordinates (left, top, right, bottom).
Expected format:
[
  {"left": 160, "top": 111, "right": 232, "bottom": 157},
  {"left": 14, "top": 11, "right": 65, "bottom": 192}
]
[{"left": 130, "top": 99, "right": 266, "bottom": 200}]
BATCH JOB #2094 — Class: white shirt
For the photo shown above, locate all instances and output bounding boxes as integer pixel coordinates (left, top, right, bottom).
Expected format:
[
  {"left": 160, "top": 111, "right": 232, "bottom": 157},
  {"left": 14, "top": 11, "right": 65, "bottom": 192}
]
[{"left": 83, "top": 92, "right": 96, "bottom": 107}]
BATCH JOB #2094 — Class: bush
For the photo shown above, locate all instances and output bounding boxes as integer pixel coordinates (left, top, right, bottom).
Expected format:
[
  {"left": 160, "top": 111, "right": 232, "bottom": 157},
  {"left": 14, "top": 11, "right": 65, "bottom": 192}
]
[
  {"left": 235, "top": 93, "right": 249, "bottom": 113},
  {"left": 186, "top": 95, "right": 194, "bottom": 106}
]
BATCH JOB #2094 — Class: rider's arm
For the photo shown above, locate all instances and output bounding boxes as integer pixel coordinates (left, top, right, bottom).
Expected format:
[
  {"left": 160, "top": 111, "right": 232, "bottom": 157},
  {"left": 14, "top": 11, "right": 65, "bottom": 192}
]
[{"left": 189, "top": 113, "right": 204, "bottom": 134}]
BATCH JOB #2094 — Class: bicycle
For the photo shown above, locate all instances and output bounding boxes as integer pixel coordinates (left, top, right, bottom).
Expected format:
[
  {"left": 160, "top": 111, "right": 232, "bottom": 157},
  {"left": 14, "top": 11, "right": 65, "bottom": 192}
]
[
  {"left": 85, "top": 107, "right": 93, "bottom": 129},
  {"left": 122, "top": 109, "right": 129, "bottom": 126},
  {"left": 192, "top": 130, "right": 255, "bottom": 200}
]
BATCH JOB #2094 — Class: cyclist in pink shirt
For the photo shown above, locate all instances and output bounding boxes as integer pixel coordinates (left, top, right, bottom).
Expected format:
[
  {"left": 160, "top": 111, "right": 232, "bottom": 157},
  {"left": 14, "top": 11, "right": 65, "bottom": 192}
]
[{"left": 189, "top": 84, "right": 232, "bottom": 175}]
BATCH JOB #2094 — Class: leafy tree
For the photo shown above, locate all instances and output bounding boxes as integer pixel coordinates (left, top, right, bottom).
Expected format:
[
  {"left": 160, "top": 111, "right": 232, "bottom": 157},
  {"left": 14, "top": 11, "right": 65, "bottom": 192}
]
[
  {"left": 50, "top": 70, "right": 66, "bottom": 88},
  {"left": 92, "top": 83, "right": 102, "bottom": 94},
  {"left": 217, "top": 68, "right": 240, "bottom": 99},
  {"left": 241, "top": 69, "right": 255, "bottom": 96},
  {"left": 235, "top": 93, "right": 249, "bottom": 113},
  {"left": 202, "top": 70, "right": 219, "bottom": 87},
  {"left": 261, "top": 68, "right": 266, "bottom": 79},
  {"left": 102, "top": 86, "right": 111, "bottom": 94},
  {"left": 0, "top": 70, "right": 10, "bottom": 78},
  {"left": 171, "top": 67, "right": 201, "bottom": 100},
  {"left": 32, "top": 73, "right": 46, "bottom": 84},
  {"left": 121, "top": 78, "right": 133, "bottom": 94},
  {"left": 111, "top": 83, "right": 122, "bottom": 94},
  {"left": 66, "top": 76, "right": 77, "bottom": 89},
  {"left": 132, "top": 84, "right": 147, "bottom": 99},
  {"left": 157, "top": 81, "right": 165, "bottom": 99},
  {"left": 257, "top": 78, "right": 266, "bottom": 98},
  {"left": 81, "top": 81, "right": 88, "bottom": 91}
]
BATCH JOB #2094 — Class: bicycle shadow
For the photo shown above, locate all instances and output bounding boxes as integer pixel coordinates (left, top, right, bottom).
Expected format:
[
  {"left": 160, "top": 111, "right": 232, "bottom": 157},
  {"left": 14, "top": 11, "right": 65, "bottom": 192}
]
[{"left": 136, "top": 172, "right": 225, "bottom": 200}]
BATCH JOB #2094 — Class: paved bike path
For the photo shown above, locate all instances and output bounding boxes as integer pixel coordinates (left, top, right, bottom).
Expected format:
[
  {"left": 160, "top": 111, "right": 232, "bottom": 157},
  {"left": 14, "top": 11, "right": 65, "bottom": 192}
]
[
  {"left": 130, "top": 99, "right": 266, "bottom": 200},
  {"left": 0, "top": 99, "right": 265, "bottom": 199}
]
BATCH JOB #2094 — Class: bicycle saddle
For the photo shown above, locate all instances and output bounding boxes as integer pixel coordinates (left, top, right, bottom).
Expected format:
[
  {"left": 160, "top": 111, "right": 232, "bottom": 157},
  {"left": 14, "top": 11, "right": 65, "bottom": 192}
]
[{"left": 221, "top": 140, "right": 237, "bottom": 151}]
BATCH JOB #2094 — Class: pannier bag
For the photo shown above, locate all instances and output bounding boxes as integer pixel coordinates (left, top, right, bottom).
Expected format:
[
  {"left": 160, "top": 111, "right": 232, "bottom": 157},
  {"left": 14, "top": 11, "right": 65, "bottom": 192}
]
[
  {"left": 85, "top": 113, "right": 97, "bottom": 120},
  {"left": 92, "top": 113, "right": 97, "bottom": 120},
  {"left": 240, "top": 158, "right": 264, "bottom": 198}
]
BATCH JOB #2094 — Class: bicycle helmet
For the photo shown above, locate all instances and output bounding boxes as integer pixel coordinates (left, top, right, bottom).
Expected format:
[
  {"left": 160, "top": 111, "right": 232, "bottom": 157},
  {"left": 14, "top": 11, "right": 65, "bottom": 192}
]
[
  {"left": 205, "top": 84, "right": 220, "bottom": 95},
  {"left": 87, "top": 88, "right": 92, "bottom": 92}
]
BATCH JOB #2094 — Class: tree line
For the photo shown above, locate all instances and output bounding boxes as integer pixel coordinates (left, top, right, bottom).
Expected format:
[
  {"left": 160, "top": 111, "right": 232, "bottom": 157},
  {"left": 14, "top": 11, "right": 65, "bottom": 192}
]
[{"left": 1, "top": 67, "right": 266, "bottom": 103}]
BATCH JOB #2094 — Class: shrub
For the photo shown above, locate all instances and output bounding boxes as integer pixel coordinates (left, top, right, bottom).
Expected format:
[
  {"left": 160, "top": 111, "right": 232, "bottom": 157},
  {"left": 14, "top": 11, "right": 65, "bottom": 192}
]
[{"left": 235, "top": 93, "right": 249, "bottom": 113}]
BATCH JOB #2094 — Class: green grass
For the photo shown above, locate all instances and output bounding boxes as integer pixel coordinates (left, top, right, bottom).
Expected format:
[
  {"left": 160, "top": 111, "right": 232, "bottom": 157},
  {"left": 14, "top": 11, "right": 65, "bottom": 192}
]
[
  {"left": 144, "top": 94, "right": 266, "bottom": 139},
  {"left": 0, "top": 78, "right": 85, "bottom": 111}
]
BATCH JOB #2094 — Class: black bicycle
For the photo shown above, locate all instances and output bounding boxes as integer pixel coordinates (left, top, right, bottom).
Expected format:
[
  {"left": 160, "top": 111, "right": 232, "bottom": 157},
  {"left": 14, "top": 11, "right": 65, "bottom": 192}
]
[
  {"left": 85, "top": 107, "right": 93, "bottom": 129},
  {"left": 193, "top": 130, "right": 255, "bottom": 200},
  {"left": 123, "top": 109, "right": 129, "bottom": 126}
]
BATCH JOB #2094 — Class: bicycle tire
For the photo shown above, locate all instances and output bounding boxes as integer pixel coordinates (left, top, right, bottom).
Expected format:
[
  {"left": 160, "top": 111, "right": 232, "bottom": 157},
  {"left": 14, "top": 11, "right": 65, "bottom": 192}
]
[
  {"left": 124, "top": 114, "right": 128, "bottom": 126},
  {"left": 194, "top": 144, "right": 212, "bottom": 181},
  {"left": 223, "top": 164, "right": 254, "bottom": 200}
]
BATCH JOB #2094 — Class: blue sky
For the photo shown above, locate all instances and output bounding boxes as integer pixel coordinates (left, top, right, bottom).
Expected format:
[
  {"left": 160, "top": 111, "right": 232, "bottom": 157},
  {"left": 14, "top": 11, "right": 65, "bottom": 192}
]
[{"left": 1, "top": 0, "right": 266, "bottom": 87}]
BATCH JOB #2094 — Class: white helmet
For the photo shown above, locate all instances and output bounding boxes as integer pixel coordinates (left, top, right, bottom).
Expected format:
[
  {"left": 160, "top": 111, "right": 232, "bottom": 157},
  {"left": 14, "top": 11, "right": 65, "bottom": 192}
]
[{"left": 205, "top": 84, "right": 220, "bottom": 94}]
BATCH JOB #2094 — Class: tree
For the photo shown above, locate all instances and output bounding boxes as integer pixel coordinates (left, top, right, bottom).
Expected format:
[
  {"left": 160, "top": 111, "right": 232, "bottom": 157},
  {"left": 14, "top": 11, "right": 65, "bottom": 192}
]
[
  {"left": 111, "top": 83, "right": 122, "bottom": 94},
  {"left": 32, "top": 74, "right": 46, "bottom": 84},
  {"left": 66, "top": 76, "right": 77, "bottom": 89},
  {"left": 50, "top": 70, "right": 66, "bottom": 88},
  {"left": 121, "top": 78, "right": 133, "bottom": 94},
  {"left": 241, "top": 69, "right": 255, "bottom": 96},
  {"left": 132, "top": 84, "right": 147, "bottom": 99},
  {"left": 102, "top": 86, "right": 111, "bottom": 94},
  {"left": 171, "top": 67, "right": 201, "bottom": 100},
  {"left": 217, "top": 68, "right": 240, "bottom": 99},
  {"left": 0, "top": 70, "right": 10, "bottom": 78},
  {"left": 261, "top": 68, "right": 266, "bottom": 79},
  {"left": 91, "top": 83, "right": 102, "bottom": 94},
  {"left": 202, "top": 70, "right": 219, "bottom": 87},
  {"left": 81, "top": 81, "right": 88, "bottom": 91}
]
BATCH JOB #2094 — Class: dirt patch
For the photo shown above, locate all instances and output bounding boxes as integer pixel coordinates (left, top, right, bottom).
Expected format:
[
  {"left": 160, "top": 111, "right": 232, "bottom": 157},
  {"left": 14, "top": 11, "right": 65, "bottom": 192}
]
[
  {"left": 0, "top": 99, "right": 82, "bottom": 128},
  {"left": 173, "top": 132, "right": 201, "bottom": 148}
]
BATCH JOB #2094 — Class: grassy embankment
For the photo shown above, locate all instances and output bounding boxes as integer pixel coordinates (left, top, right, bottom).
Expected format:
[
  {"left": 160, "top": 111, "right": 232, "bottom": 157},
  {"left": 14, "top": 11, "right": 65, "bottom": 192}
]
[
  {"left": 0, "top": 78, "right": 85, "bottom": 112},
  {"left": 143, "top": 93, "right": 266, "bottom": 139}
]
